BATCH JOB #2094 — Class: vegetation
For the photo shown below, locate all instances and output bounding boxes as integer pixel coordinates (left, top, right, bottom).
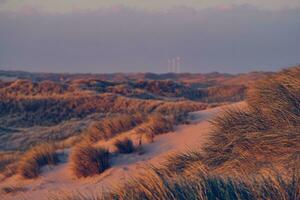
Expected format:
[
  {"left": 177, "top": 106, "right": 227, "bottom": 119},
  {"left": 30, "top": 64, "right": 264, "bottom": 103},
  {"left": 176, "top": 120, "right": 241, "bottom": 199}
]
[
  {"left": 0, "top": 151, "right": 20, "bottom": 180},
  {"left": 0, "top": 68, "right": 294, "bottom": 198},
  {"left": 85, "top": 113, "right": 144, "bottom": 143},
  {"left": 49, "top": 167, "right": 300, "bottom": 200},
  {"left": 70, "top": 142, "right": 110, "bottom": 178},
  {"left": 18, "top": 143, "right": 59, "bottom": 179},
  {"left": 202, "top": 67, "right": 300, "bottom": 175},
  {"left": 0, "top": 184, "right": 26, "bottom": 195},
  {"left": 113, "top": 138, "right": 135, "bottom": 154},
  {"left": 105, "top": 167, "right": 300, "bottom": 200},
  {"left": 134, "top": 114, "right": 174, "bottom": 142},
  {"left": 54, "top": 67, "right": 300, "bottom": 199}
]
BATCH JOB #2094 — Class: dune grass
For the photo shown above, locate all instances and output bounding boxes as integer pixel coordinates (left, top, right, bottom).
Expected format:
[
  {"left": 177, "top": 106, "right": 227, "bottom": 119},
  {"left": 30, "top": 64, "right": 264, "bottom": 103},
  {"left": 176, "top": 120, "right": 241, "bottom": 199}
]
[
  {"left": 18, "top": 143, "right": 59, "bottom": 179},
  {"left": 0, "top": 151, "right": 21, "bottom": 180},
  {"left": 85, "top": 113, "right": 144, "bottom": 143},
  {"left": 113, "top": 137, "right": 135, "bottom": 154},
  {"left": 70, "top": 142, "right": 110, "bottom": 178},
  {"left": 49, "top": 166, "right": 300, "bottom": 200},
  {"left": 54, "top": 67, "right": 300, "bottom": 199},
  {"left": 200, "top": 67, "right": 300, "bottom": 175},
  {"left": 134, "top": 114, "right": 174, "bottom": 142}
]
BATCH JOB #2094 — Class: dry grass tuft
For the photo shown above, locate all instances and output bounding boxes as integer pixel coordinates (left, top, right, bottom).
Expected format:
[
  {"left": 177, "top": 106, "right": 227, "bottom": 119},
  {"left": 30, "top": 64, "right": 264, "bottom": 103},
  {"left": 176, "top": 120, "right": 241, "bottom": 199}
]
[
  {"left": 54, "top": 167, "right": 300, "bottom": 200},
  {"left": 70, "top": 142, "right": 110, "bottom": 178},
  {"left": 134, "top": 114, "right": 174, "bottom": 142},
  {"left": 199, "top": 67, "right": 300, "bottom": 175},
  {"left": 113, "top": 138, "right": 135, "bottom": 154},
  {"left": 85, "top": 113, "right": 144, "bottom": 143},
  {"left": 0, "top": 184, "right": 27, "bottom": 195},
  {"left": 48, "top": 67, "right": 300, "bottom": 200},
  {"left": 163, "top": 150, "right": 204, "bottom": 173},
  {"left": 247, "top": 66, "right": 300, "bottom": 128},
  {"left": 0, "top": 151, "right": 20, "bottom": 179},
  {"left": 18, "top": 143, "right": 58, "bottom": 179}
]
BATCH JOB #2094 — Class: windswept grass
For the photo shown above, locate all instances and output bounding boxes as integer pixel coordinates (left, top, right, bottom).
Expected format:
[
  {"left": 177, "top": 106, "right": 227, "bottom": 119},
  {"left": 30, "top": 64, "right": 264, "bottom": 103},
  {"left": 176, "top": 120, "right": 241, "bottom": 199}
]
[
  {"left": 247, "top": 66, "right": 300, "bottom": 128},
  {"left": 0, "top": 151, "right": 21, "bottom": 180},
  {"left": 113, "top": 138, "right": 135, "bottom": 154},
  {"left": 163, "top": 150, "right": 204, "bottom": 173},
  {"left": 0, "top": 185, "right": 26, "bottom": 195},
  {"left": 85, "top": 113, "right": 144, "bottom": 143},
  {"left": 70, "top": 142, "right": 110, "bottom": 178},
  {"left": 55, "top": 67, "right": 300, "bottom": 200},
  {"left": 50, "top": 167, "right": 300, "bottom": 200},
  {"left": 18, "top": 143, "right": 59, "bottom": 179},
  {"left": 134, "top": 114, "right": 174, "bottom": 142},
  {"left": 200, "top": 67, "right": 300, "bottom": 175}
]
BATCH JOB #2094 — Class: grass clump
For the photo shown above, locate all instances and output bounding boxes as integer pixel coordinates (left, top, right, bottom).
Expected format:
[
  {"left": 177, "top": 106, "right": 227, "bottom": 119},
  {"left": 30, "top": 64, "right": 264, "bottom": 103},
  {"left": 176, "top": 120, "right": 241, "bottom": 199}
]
[
  {"left": 18, "top": 143, "right": 59, "bottom": 179},
  {"left": 113, "top": 138, "right": 135, "bottom": 154},
  {"left": 0, "top": 151, "right": 20, "bottom": 180},
  {"left": 52, "top": 167, "right": 300, "bottom": 200},
  {"left": 70, "top": 142, "right": 110, "bottom": 178},
  {"left": 0, "top": 185, "right": 26, "bottom": 195},
  {"left": 49, "top": 67, "right": 300, "bottom": 200},
  {"left": 108, "top": 167, "right": 300, "bottom": 200},
  {"left": 247, "top": 66, "right": 300, "bottom": 128},
  {"left": 163, "top": 150, "right": 204, "bottom": 173},
  {"left": 134, "top": 114, "right": 174, "bottom": 142},
  {"left": 86, "top": 113, "right": 144, "bottom": 143},
  {"left": 199, "top": 67, "right": 300, "bottom": 175}
]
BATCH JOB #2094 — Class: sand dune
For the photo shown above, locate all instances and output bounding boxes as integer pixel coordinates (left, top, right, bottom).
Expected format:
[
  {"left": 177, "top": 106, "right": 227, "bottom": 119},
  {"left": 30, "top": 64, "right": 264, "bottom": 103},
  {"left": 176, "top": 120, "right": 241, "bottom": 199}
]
[{"left": 0, "top": 102, "right": 245, "bottom": 200}]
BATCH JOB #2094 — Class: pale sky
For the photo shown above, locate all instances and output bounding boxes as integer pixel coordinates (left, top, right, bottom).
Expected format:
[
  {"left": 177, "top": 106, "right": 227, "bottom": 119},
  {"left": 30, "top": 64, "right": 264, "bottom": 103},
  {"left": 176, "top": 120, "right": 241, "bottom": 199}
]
[
  {"left": 1, "top": 0, "right": 300, "bottom": 13},
  {"left": 0, "top": 1, "right": 299, "bottom": 73}
]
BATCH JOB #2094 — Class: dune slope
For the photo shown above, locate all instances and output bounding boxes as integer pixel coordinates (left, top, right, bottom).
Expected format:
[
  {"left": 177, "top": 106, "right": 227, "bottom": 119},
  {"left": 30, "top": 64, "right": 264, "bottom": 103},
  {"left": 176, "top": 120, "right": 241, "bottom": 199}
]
[{"left": 0, "top": 102, "right": 244, "bottom": 200}]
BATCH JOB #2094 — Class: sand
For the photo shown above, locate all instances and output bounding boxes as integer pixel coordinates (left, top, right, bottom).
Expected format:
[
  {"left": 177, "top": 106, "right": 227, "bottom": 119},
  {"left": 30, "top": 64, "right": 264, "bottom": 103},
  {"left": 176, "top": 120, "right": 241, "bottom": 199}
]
[{"left": 0, "top": 102, "right": 245, "bottom": 200}]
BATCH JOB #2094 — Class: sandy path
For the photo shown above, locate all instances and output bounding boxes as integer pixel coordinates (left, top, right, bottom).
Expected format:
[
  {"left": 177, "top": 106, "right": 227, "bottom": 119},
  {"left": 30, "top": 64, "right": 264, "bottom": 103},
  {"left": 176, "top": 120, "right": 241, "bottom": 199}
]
[{"left": 1, "top": 102, "right": 244, "bottom": 200}]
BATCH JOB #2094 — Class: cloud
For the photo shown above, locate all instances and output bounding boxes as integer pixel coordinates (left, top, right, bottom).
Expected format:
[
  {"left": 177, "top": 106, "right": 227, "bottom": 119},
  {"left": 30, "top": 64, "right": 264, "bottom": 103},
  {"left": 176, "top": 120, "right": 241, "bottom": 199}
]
[{"left": 0, "top": 6, "right": 299, "bottom": 73}]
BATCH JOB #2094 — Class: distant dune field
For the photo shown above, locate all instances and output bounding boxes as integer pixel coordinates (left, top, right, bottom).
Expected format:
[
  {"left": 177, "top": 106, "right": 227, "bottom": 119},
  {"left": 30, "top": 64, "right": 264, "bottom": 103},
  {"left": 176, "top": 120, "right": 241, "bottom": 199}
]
[{"left": 0, "top": 67, "right": 299, "bottom": 200}]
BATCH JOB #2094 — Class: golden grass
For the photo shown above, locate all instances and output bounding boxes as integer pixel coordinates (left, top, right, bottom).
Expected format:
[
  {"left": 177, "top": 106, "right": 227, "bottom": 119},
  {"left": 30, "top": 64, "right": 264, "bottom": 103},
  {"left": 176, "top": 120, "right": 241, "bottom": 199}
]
[
  {"left": 199, "top": 67, "right": 300, "bottom": 175},
  {"left": 0, "top": 184, "right": 26, "bottom": 195},
  {"left": 51, "top": 166, "right": 300, "bottom": 200},
  {"left": 63, "top": 66, "right": 299, "bottom": 199},
  {"left": 18, "top": 143, "right": 59, "bottom": 179},
  {"left": 133, "top": 114, "right": 174, "bottom": 142},
  {"left": 247, "top": 66, "right": 300, "bottom": 128},
  {"left": 70, "top": 142, "right": 110, "bottom": 178},
  {"left": 0, "top": 151, "right": 20, "bottom": 180},
  {"left": 47, "top": 67, "right": 300, "bottom": 200},
  {"left": 85, "top": 113, "right": 145, "bottom": 143},
  {"left": 113, "top": 137, "right": 135, "bottom": 154}
]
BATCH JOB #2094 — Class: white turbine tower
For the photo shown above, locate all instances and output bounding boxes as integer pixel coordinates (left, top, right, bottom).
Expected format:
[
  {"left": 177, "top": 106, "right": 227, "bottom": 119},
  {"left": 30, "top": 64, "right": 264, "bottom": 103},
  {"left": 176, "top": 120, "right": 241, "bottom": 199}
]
[
  {"left": 177, "top": 57, "right": 181, "bottom": 74},
  {"left": 172, "top": 58, "right": 176, "bottom": 73}
]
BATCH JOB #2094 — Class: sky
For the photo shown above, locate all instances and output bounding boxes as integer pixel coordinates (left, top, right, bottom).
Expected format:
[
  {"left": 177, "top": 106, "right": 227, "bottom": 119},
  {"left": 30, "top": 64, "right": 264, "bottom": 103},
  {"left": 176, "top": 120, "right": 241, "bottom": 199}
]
[{"left": 0, "top": 0, "right": 299, "bottom": 73}]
